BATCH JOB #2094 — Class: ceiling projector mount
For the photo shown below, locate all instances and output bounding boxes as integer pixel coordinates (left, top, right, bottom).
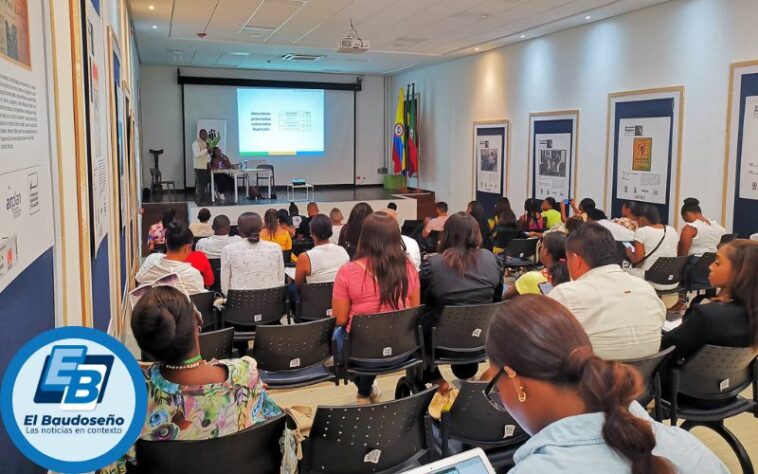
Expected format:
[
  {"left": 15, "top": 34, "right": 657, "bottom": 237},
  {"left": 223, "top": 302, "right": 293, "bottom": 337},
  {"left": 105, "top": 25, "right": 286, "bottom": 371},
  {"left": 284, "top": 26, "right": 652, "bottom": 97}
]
[{"left": 338, "top": 19, "right": 370, "bottom": 54}]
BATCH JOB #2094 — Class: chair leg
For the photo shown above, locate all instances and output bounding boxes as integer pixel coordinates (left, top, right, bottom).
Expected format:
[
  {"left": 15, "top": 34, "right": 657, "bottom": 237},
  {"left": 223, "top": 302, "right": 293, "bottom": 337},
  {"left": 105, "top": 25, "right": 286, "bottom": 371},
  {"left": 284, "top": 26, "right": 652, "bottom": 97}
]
[{"left": 681, "top": 420, "right": 754, "bottom": 474}]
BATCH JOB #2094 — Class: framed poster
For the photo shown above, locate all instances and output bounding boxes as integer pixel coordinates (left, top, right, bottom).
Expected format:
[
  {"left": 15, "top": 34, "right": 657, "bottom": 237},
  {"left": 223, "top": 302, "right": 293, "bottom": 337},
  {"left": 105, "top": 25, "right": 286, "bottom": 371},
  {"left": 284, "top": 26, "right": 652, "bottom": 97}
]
[
  {"left": 472, "top": 121, "right": 509, "bottom": 214},
  {"left": 723, "top": 60, "right": 758, "bottom": 237},
  {"left": 605, "top": 87, "right": 683, "bottom": 226},
  {"left": 528, "top": 111, "right": 579, "bottom": 202}
]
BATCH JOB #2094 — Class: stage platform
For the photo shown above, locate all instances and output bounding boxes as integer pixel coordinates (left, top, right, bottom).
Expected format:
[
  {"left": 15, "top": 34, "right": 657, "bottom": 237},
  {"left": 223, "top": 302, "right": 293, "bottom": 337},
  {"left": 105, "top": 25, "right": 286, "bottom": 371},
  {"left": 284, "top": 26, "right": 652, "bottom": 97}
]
[{"left": 141, "top": 185, "right": 436, "bottom": 256}]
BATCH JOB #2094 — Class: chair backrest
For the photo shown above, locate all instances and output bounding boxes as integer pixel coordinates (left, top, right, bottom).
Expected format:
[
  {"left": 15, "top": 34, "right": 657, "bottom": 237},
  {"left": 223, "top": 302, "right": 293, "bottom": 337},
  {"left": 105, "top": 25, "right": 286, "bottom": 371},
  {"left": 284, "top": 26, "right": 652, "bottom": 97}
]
[
  {"left": 282, "top": 249, "right": 292, "bottom": 263},
  {"left": 401, "top": 220, "right": 423, "bottom": 237},
  {"left": 686, "top": 252, "right": 716, "bottom": 288},
  {"left": 135, "top": 412, "right": 285, "bottom": 474},
  {"left": 199, "top": 327, "right": 234, "bottom": 360},
  {"left": 223, "top": 287, "right": 288, "bottom": 327},
  {"left": 190, "top": 292, "right": 216, "bottom": 330},
  {"left": 644, "top": 256, "right": 690, "bottom": 285},
  {"left": 347, "top": 306, "right": 424, "bottom": 365},
  {"left": 434, "top": 303, "right": 497, "bottom": 352},
  {"left": 208, "top": 258, "right": 221, "bottom": 293},
  {"left": 297, "top": 282, "right": 334, "bottom": 320},
  {"left": 292, "top": 238, "right": 314, "bottom": 256},
  {"left": 443, "top": 380, "right": 527, "bottom": 445},
  {"left": 505, "top": 238, "right": 537, "bottom": 259},
  {"left": 676, "top": 345, "right": 758, "bottom": 400},
  {"left": 493, "top": 229, "right": 521, "bottom": 250},
  {"left": 303, "top": 388, "right": 435, "bottom": 474},
  {"left": 620, "top": 346, "right": 675, "bottom": 400},
  {"left": 252, "top": 318, "right": 335, "bottom": 372},
  {"left": 720, "top": 233, "right": 737, "bottom": 245}
]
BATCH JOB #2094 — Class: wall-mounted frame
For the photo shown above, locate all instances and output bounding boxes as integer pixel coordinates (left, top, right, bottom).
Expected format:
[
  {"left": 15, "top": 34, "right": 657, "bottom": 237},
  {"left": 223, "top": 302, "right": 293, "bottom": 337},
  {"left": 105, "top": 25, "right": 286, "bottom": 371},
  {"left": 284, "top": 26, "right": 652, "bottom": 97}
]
[
  {"left": 528, "top": 110, "right": 579, "bottom": 202},
  {"left": 604, "top": 87, "right": 684, "bottom": 226},
  {"left": 722, "top": 60, "right": 758, "bottom": 237},
  {"left": 472, "top": 120, "right": 510, "bottom": 213}
]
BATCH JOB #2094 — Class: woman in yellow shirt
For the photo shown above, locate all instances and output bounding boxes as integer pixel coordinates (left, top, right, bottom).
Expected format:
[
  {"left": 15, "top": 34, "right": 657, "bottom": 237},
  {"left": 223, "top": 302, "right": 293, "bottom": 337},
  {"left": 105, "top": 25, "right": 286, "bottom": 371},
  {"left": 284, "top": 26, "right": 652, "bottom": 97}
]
[
  {"left": 260, "top": 208, "right": 292, "bottom": 251},
  {"left": 541, "top": 197, "right": 563, "bottom": 229},
  {"left": 503, "top": 232, "right": 570, "bottom": 298}
]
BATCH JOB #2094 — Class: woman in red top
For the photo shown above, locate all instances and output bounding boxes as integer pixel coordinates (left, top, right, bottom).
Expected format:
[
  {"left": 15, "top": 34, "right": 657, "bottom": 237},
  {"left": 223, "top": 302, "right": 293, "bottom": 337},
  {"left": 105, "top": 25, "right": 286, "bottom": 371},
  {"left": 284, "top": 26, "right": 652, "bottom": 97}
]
[
  {"left": 185, "top": 250, "right": 214, "bottom": 288},
  {"left": 332, "top": 211, "right": 421, "bottom": 404}
]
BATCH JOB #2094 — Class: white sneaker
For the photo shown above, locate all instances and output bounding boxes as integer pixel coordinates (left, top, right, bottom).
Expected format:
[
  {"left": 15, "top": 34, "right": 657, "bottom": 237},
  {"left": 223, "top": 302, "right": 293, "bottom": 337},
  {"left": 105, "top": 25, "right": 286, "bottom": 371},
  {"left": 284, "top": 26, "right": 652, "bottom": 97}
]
[{"left": 369, "top": 382, "right": 382, "bottom": 403}]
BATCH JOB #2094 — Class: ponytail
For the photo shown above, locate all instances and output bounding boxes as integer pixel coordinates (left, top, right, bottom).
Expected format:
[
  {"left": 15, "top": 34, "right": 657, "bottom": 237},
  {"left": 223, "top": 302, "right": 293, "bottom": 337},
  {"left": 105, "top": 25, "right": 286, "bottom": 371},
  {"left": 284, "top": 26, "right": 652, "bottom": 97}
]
[{"left": 564, "top": 347, "right": 673, "bottom": 474}]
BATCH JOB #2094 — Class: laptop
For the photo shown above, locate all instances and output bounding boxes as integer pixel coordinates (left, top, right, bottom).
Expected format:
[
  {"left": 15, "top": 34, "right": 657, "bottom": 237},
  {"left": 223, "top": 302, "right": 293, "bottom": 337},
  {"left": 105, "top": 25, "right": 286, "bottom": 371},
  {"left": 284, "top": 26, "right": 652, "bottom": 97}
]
[{"left": 401, "top": 448, "right": 496, "bottom": 474}]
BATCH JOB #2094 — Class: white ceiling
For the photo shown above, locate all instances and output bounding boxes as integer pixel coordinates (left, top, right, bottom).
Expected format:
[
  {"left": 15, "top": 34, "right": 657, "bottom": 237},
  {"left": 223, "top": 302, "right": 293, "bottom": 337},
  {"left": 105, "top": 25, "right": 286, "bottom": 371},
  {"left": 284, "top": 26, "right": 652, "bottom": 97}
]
[{"left": 129, "top": 0, "right": 670, "bottom": 74}]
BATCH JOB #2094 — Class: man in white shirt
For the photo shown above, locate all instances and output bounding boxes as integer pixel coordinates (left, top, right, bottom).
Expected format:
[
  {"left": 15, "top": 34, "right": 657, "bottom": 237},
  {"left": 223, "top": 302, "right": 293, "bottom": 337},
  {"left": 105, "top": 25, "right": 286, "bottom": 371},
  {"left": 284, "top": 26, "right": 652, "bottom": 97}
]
[
  {"left": 196, "top": 215, "right": 241, "bottom": 259},
  {"left": 192, "top": 129, "right": 211, "bottom": 203},
  {"left": 422, "top": 201, "right": 449, "bottom": 239},
  {"left": 221, "top": 212, "right": 284, "bottom": 295},
  {"left": 136, "top": 222, "right": 206, "bottom": 295},
  {"left": 548, "top": 223, "right": 665, "bottom": 360},
  {"left": 381, "top": 208, "right": 421, "bottom": 270},
  {"left": 587, "top": 208, "right": 634, "bottom": 242}
]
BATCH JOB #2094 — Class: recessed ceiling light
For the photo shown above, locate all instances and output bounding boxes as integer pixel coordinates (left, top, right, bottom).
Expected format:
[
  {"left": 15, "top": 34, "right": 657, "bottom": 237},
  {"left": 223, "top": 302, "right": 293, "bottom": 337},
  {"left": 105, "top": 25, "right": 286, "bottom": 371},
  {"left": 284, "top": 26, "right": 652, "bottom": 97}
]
[
  {"left": 148, "top": 4, "right": 154, "bottom": 10},
  {"left": 474, "top": 47, "right": 480, "bottom": 51},
  {"left": 585, "top": 15, "right": 591, "bottom": 20},
  {"left": 520, "top": 35, "right": 525, "bottom": 38},
  {"left": 229, "top": 52, "right": 250, "bottom": 56},
  {"left": 152, "top": 25, "right": 157, "bottom": 29}
]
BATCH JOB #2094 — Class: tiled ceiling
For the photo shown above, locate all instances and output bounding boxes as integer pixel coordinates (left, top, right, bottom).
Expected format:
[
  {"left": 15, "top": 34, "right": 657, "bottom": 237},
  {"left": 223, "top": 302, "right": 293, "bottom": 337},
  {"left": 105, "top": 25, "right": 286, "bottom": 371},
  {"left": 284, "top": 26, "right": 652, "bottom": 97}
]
[{"left": 129, "top": 0, "right": 671, "bottom": 74}]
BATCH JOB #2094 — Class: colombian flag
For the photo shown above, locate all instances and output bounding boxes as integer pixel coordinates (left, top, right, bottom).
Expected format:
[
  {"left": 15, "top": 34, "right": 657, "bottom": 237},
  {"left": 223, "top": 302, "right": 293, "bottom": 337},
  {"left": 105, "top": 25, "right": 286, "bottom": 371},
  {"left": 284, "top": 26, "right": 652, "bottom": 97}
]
[{"left": 392, "top": 88, "right": 406, "bottom": 173}]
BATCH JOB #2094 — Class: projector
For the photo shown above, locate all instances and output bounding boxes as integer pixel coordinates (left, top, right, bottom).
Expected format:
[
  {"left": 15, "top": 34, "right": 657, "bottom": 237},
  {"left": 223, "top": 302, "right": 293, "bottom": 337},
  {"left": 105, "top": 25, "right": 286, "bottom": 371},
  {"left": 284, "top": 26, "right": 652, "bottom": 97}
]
[
  {"left": 338, "top": 36, "right": 369, "bottom": 54},
  {"left": 292, "top": 179, "right": 307, "bottom": 186}
]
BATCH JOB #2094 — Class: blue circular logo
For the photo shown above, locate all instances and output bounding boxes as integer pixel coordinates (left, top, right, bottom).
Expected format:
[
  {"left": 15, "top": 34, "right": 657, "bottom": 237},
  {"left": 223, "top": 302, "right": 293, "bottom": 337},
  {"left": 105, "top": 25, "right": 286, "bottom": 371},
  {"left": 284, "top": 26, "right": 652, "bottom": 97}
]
[{"left": 0, "top": 327, "right": 148, "bottom": 472}]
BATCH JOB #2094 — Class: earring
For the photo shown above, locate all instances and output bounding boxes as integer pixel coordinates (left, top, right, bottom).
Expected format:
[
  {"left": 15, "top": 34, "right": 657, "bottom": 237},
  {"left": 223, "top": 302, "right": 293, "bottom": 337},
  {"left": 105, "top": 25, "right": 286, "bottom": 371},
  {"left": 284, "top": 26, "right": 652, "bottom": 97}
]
[{"left": 518, "top": 387, "right": 527, "bottom": 403}]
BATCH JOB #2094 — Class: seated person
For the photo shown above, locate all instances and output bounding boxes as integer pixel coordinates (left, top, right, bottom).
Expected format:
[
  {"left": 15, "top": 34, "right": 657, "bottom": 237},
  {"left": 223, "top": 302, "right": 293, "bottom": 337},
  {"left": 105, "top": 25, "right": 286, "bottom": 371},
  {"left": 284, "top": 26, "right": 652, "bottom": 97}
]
[
  {"left": 586, "top": 208, "right": 634, "bottom": 242},
  {"left": 189, "top": 208, "right": 213, "bottom": 238},
  {"left": 329, "top": 207, "right": 344, "bottom": 245},
  {"left": 612, "top": 201, "right": 639, "bottom": 231},
  {"left": 289, "top": 203, "right": 305, "bottom": 229},
  {"left": 209, "top": 147, "right": 235, "bottom": 200},
  {"left": 294, "top": 214, "right": 349, "bottom": 288},
  {"left": 504, "top": 232, "right": 569, "bottom": 298},
  {"left": 561, "top": 197, "right": 595, "bottom": 223},
  {"left": 260, "top": 208, "right": 292, "bottom": 253},
  {"left": 626, "top": 204, "right": 680, "bottom": 291},
  {"left": 540, "top": 197, "right": 563, "bottom": 229},
  {"left": 186, "top": 247, "right": 214, "bottom": 288},
  {"left": 147, "top": 209, "right": 175, "bottom": 253},
  {"left": 420, "top": 213, "right": 502, "bottom": 393},
  {"left": 678, "top": 197, "right": 725, "bottom": 257},
  {"left": 382, "top": 207, "right": 421, "bottom": 271},
  {"left": 466, "top": 200, "right": 492, "bottom": 249},
  {"left": 662, "top": 240, "right": 757, "bottom": 363},
  {"left": 518, "top": 198, "right": 545, "bottom": 232},
  {"left": 296, "top": 201, "right": 319, "bottom": 239},
  {"left": 338, "top": 202, "right": 374, "bottom": 260},
  {"left": 491, "top": 199, "right": 519, "bottom": 253},
  {"left": 422, "top": 201, "right": 449, "bottom": 239},
  {"left": 484, "top": 295, "right": 727, "bottom": 473},
  {"left": 277, "top": 209, "right": 297, "bottom": 237},
  {"left": 332, "top": 212, "right": 421, "bottom": 404},
  {"left": 98, "top": 286, "right": 282, "bottom": 473},
  {"left": 220, "top": 212, "right": 284, "bottom": 295},
  {"left": 195, "top": 215, "right": 241, "bottom": 259},
  {"left": 137, "top": 221, "right": 206, "bottom": 295},
  {"left": 548, "top": 223, "right": 665, "bottom": 360}
]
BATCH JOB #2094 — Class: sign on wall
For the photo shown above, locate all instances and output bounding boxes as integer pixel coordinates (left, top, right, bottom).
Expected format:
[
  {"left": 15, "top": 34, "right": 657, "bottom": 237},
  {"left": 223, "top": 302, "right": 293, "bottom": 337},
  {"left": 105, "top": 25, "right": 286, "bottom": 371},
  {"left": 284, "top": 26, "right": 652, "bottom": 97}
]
[{"left": 529, "top": 111, "right": 579, "bottom": 202}]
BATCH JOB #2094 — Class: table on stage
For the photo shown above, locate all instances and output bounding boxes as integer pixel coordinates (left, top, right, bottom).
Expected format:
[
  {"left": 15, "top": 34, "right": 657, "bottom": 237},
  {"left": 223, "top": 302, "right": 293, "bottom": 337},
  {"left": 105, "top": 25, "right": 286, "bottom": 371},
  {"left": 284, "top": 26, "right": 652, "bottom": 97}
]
[{"left": 210, "top": 167, "right": 273, "bottom": 203}]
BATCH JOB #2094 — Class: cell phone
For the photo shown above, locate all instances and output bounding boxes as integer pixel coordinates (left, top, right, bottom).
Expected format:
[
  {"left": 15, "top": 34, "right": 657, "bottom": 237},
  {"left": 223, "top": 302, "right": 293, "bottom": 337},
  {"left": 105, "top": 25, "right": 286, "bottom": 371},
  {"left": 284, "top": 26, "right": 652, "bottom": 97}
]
[
  {"left": 563, "top": 199, "right": 570, "bottom": 205},
  {"left": 538, "top": 282, "right": 554, "bottom": 295},
  {"left": 622, "top": 241, "right": 635, "bottom": 250}
]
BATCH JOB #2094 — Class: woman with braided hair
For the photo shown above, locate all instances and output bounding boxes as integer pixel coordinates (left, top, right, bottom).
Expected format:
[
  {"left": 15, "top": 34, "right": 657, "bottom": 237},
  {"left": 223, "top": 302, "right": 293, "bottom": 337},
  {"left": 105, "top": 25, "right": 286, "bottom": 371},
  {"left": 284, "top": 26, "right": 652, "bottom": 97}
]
[{"left": 484, "top": 295, "right": 726, "bottom": 473}]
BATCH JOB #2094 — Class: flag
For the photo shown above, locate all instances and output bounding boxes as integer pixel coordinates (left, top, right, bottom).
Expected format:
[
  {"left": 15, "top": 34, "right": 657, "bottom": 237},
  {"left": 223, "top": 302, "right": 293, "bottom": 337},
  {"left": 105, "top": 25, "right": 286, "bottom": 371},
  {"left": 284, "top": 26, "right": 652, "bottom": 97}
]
[
  {"left": 407, "top": 83, "right": 418, "bottom": 176},
  {"left": 392, "top": 87, "right": 406, "bottom": 174}
]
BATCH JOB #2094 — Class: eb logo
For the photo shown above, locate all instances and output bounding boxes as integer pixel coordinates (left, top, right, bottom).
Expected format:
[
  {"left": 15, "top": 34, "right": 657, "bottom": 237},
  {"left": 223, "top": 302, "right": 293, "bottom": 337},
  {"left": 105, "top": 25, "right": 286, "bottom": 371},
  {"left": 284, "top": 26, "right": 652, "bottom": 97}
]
[{"left": 34, "top": 345, "right": 114, "bottom": 411}]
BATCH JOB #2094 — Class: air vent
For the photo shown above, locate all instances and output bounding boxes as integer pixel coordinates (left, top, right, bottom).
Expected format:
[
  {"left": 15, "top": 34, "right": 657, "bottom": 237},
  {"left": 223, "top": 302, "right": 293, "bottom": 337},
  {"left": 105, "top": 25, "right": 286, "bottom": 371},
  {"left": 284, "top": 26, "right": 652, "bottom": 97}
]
[{"left": 281, "top": 53, "right": 323, "bottom": 61}]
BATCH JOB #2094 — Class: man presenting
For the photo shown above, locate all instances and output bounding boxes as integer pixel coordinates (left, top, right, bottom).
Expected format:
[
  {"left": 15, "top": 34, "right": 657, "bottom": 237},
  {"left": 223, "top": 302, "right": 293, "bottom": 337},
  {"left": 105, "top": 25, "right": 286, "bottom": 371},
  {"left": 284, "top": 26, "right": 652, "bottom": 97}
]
[{"left": 192, "top": 129, "right": 210, "bottom": 203}]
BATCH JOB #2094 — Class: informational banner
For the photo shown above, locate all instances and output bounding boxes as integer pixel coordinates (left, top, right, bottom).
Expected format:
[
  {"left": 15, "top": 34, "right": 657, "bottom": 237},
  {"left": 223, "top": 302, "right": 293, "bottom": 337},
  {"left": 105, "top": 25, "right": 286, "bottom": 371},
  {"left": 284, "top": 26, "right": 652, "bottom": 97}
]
[
  {"left": 85, "top": 0, "right": 109, "bottom": 249},
  {"left": 534, "top": 133, "right": 571, "bottom": 201},
  {"left": 738, "top": 95, "right": 758, "bottom": 200},
  {"left": 0, "top": 0, "right": 55, "bottom": 292},
  {"left": 197, "top": 118, "right": 227, "bottom": 154},
  {"left": 476, "top": 133, "right": 503, "bottom": 194},
  {"left": 615, "top": 117, "right": 671, "bottom": 205}
]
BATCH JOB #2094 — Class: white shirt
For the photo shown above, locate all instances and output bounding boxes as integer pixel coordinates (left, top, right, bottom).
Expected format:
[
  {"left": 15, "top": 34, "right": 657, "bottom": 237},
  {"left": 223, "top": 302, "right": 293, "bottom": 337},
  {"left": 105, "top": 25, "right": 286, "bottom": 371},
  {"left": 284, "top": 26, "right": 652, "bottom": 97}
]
[
  {"left": 189, "top": 222, "right": 213, "bottom": 238},
  {"left": 304, "top": 243, "right": 350, "bottom": 284},
  {"left": 632, "top": 225, "right": 680, "bottom": 290},
  {"left": 192, "top": 139, "right": 210, "bottom": 170},
  {"left": 597, "top": 219, "right": 634, "bottom": 242},
  {"left": 329, "top": 224, "right": 344, "bottom": 245},
  {"left": 136, "top": 254, "right": 206, "bottom": 295},
  {"left": 220, "top": 239, "right": 284, "bottom": 295},
  {"left": 196, "top": 234, "right": 242, "bottom": 259},
  {"left": 549, "top": 264, "right": 666, "bottom": 360},
  {"left": 685, "top": 218, "right": 725, "bottom": 256},
  {"left": 402, "top": 235, "right": 421, "bottom": 271}
]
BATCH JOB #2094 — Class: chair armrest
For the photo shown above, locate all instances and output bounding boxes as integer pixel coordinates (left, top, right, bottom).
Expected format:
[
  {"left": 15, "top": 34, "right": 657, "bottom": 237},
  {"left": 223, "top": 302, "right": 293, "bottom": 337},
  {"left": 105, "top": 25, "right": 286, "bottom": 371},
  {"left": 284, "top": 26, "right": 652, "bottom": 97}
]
[
  {"left": 233, "top": 331, "right": 255, "bottom": 342},
  {"left": 670, "top": 368, "right": 680, "bottom": 425},
  {"left": 752, "top": 357, "right": 758, "bottom": 417}
]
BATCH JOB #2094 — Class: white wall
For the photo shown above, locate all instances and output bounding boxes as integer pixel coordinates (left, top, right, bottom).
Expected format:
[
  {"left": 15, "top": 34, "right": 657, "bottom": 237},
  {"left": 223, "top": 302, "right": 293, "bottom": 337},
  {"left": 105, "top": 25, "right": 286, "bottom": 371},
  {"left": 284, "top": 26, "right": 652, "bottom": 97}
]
[
  {"left": 391, "top": 0, "right": 758, "bottom": 225},
  {"left": 140, "top": 66, "right": 386, "bottom": 189}
]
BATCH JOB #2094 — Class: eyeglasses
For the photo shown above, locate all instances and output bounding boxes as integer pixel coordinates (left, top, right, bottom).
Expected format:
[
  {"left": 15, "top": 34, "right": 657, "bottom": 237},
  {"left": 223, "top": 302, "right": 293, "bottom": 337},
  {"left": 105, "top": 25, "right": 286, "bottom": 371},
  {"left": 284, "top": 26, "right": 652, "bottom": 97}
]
[
  {"left": 484, "top": 366, "right": 508, "bottom": 412},
  {"left": 128, "top": 273, "right": 181, "bottom": 309}
]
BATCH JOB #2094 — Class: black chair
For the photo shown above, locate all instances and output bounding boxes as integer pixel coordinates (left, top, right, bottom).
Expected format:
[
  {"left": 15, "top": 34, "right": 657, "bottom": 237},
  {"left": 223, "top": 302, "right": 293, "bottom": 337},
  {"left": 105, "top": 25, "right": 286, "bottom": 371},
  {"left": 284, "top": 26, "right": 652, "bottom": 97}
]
[
  {"left": 429, "top": 302, "right": 497, "bottom": 370},
  {"left": 401, "top": 219, "right": 423, "bottom": 237},
  {"left": 341, "top": 306, "right": 426, "bottom": 385},
  {"left": 199, "top": 327, "right": 235, "bottom": 360},
  {"left": 252, "top": 318, "right": 337, "bottom": 388},
  {"left": 720, "top": 233, "right": 737, "bottom": 245},
  {"left": 421, "top": 230, "right": 440, "bottom": 253},
  {"left": 503, "top": 238, "right": 538, "bottom": 268},
  {"left": 683, "top": 252, "right": 716, "bottom": 293},
  {"left": 620, "top": 346, "right": 676, "bottom": 421},
  {"left": 296, "top": 282, "right": 333, "bottom": 322},
  {"left": 192, "top": 236, "right": 202, "bottom": 250},
  {"left": 133, "top": 412, "right": 285, "bottom": 474},
  {"left": 292, "top": 238, "right": 314, "bottom": 256},
  {"left": 221, "top": 287, "right": 288, "bottom": 341},
  {"left": 439, "top": 380, "right": 529, "bottom": 469},
  {"left": 208, "top": 258, "right": 221, "bottom": 294},
  {"left": 282, "top": 249, "right": 293, "bottom": 264},
  {"left": 301, "top": 388, "right": 436, "bottom": 474},
  {"left": 661, "top": 345, "right": 758, "bottom": 473},
  {"left": 492, "top": 228, "right": 521, "bottom": 252},
  {"left": 190, "top": 292, "right": 217, "bottom": 331},
  {"left": 644, "top": 256, "right": 690, "bottom": 295}
]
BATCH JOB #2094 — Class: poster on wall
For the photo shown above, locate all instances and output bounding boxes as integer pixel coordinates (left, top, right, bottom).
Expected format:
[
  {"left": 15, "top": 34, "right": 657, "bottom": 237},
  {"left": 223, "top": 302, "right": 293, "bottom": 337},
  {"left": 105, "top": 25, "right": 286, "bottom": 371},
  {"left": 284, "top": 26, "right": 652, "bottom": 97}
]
[
  {"left": 529, "top": 112, "right": 578, "bottom": 202},
  {"left": 108, "top": 29, "right": 126, "bottom": 230},
  {"left": 738, "top": 95, "right": 758, "bottom": 200},
  {"left": 615, "top": 117, "right": 671, "bottom": 205},
  {"left": 84, "top": 0, "right": 110, "bottom": 249},
  {"left": 476, "top": 134, "right": 502, "bottom": 194},
  {"left": 197, "top": 118, "right": 227, "bottom": 153},
  {"left": 0, "top": 0, "right": 55, "bottom": 291}
]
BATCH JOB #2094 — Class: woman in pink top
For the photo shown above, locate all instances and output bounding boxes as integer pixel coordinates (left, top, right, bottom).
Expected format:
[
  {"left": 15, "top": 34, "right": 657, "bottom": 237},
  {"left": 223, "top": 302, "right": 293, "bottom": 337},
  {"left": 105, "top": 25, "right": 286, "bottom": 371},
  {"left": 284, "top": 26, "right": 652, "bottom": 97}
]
[{"left": 332, "top": 211, "right": 421, "bottom": 404}]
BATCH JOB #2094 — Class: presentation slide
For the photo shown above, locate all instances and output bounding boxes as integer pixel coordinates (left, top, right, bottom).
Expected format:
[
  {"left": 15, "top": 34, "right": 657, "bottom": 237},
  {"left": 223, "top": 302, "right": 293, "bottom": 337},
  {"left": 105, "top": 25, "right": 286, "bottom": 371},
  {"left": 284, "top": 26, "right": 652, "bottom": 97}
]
[{"left": 237, "top": 88, "right": 324, "bottom": 156}]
